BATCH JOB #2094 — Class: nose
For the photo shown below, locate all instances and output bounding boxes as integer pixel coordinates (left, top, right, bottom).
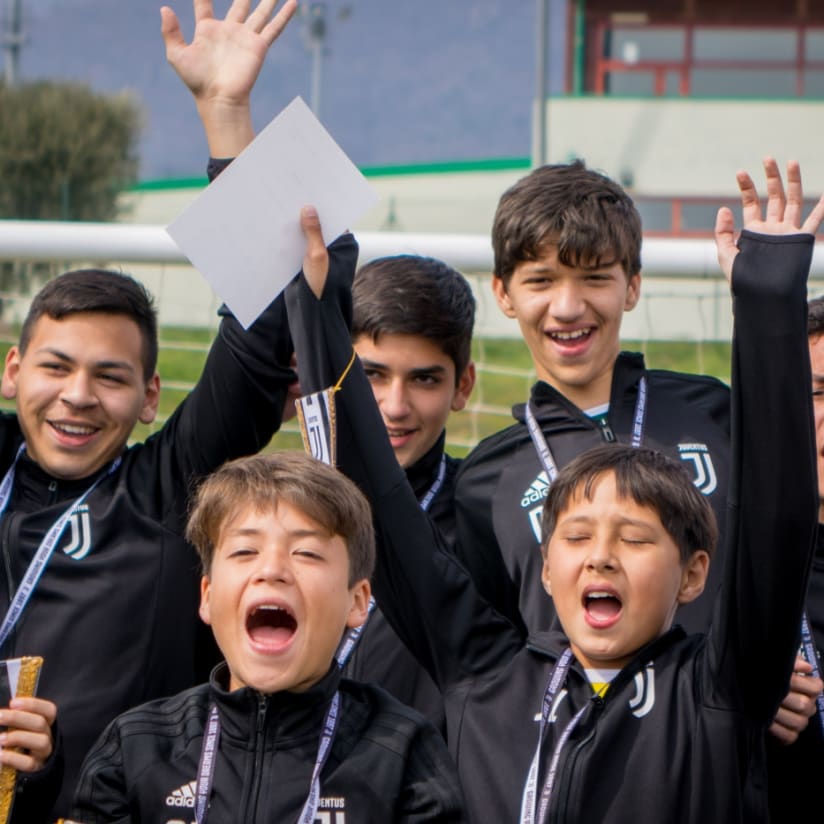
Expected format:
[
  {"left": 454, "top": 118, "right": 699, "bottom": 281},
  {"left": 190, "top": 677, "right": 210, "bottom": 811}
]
[
  {"left": 585, "top": 540, "right": 617, "bottom": 573},
  {"left": 550, "top": 280, "right": 585, "bottom": 323},
  {"left": 59, "top": 370, "right": 98, "bottom": 409},
  {"left": 379, "top": 378, "right": 411, "bottom": 421},
  {"left": 254, "top": 547, "right": 295, "bottom": 585}
]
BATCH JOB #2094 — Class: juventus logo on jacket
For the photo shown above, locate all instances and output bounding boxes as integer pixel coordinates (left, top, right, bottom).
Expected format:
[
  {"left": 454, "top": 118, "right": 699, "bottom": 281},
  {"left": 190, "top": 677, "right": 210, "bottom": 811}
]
[
  {"left": 62, "top": 504, "right": 93, "bottom": 560},
  {"left": 677, "top": 443, "right": 717, "bottom": 495}
]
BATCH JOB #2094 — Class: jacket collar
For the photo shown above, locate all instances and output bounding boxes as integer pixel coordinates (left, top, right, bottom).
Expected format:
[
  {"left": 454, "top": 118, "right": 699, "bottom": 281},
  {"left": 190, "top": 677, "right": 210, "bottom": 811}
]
[
  {"left": 208, "top": 661, "right": 342, "bottom": 745},
  {"left": 404, "top": 430, "right": 446, "bottom": 500},
  {"left": 513, "top": 351, "right": 647, "bottom": 427},
  {"left": 526, "top": 624, "right": 687, "bottom": 688}
]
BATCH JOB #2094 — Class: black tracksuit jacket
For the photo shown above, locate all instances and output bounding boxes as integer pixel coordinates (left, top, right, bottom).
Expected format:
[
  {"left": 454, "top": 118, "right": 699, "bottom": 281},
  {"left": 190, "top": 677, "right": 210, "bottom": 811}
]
[
  {"left": 0, "top": 246, "right": 312, "bottom": 816},
  {"left": 340, "top": 436, "right": 455, "bottom": 734},
  {"left": 288, "top": 229, "right": 818, "bottom": 823},
  {"left": 453, "top": 354, "right": 731, "bottom": 637},
  {"left": 72, "top": 662, "right": 465, "bottom": 822},
  {"left": 766, "top": 525, "right": 824, "bottom": 819}
]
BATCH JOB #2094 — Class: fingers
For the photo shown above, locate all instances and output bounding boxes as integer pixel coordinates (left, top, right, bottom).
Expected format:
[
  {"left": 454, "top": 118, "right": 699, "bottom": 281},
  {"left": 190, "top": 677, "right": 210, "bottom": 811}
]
[
  {"left": 300, "top": 206, "right": 329, "bottom": 299},
  {"left": 261, "top": 0, "right": 299, "bottom": 43},
  {"left": 0, "top": 698, "right": 57, "bottom": 773},
  {"left": 225, "top": 0, "right": 252, "bottom": 24},
  {"left": 714, "top": 205, "right": 737, "bottom": 284},
  {"left": 769, "top": 714, "right": 805, "bottom": 745},
  {"left": 783, "top": 159, "right": 804, "bottom": 228},
  {"left": 159, "top": 6, "right": 186, "bottom": 55},
  {"left": 736, "top": 169, "right": 762, "bottom": 228},
  {"left": 762, "top": 157, "right": 787, "bottom": 225},
  {"left": 245, "top": 0, "right": 280, "bottom": 31},
  {"left": 802, "top": 192, "right": 824, "bottom": 236},
  {"left": 193, "top": 0, "right": 217, "bottom": 24}
]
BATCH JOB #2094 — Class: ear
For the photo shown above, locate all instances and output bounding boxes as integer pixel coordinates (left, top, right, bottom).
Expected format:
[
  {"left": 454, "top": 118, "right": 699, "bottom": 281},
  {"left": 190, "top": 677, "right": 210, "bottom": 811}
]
[
  {"left": 492, "top": 276, "right": 517, "bottom": 318},
  {"left": 198, "top": 575, "right": 212, "bottom": 626},
  {"left": 676, "top": 550, "right": 710, "bottom": 604},
  {"left": 138, "top": 372, "right": 161, "bottom": 425},
  {"left": 451, "top": 362, "right": 476, "bottom": 412},
  {"left": 624, "top": 272, "right": 642, "bottom": 312},
  {"left": 345, "top": 578, "right": 372, "bottom": 629},
  {"left": 1, "top": 346, "right": 22, "bottom": 400},
  {"left": 541, "top": 551, "right": 553, "bottom": 597}
]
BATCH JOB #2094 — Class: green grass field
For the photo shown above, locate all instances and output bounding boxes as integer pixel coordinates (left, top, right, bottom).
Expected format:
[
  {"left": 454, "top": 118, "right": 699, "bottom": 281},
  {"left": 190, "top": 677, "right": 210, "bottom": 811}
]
[{"left": 0, "top": 327, "right": 732, "bottom": 458}]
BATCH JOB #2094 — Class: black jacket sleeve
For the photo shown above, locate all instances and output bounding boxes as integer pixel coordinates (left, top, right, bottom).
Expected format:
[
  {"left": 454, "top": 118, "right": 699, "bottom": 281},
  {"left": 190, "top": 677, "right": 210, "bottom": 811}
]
[
  {"left": 285, "top": 247, "right": 524, "bottom": 692},
  {"left": 705, "top": 230, "right": 818, "bottom": 721},
  {"left": 135, "top": 156, "right": 301, "bottom": 529}
]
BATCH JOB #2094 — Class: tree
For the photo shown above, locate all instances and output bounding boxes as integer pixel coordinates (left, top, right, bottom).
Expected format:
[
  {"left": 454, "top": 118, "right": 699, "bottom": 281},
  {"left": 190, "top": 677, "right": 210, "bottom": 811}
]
[{"left": 0, "top": 80, "right": 142, "bottom": 221}]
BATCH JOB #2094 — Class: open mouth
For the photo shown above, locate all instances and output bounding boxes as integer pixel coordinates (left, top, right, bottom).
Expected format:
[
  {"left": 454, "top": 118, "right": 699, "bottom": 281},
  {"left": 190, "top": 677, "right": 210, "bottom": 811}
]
[
  {"left": 246, "top": 605, "right": 298, "bottom": 649},
  {"left": 583, "top": 591, "right": 622, "bottom": 627}
]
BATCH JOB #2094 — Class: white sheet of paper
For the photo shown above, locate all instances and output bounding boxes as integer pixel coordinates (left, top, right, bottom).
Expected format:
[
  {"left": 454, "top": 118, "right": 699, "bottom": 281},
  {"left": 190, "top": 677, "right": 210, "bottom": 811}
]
[{"left": 166, "top": 96, "right": 378, "bottom": 328}]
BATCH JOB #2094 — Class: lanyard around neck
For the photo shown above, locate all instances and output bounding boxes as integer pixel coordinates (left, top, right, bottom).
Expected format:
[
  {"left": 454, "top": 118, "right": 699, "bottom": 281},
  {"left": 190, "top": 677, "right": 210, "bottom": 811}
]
[
  {"left": 195, "top": 691, "right": 341, "bottom": 824},
  {"left": 520, "top": 648, "right": 586, "bottom": 824},
  {"left": 0, "top": 444, "right": 120, "bottom": 651},
  {"left": 525, "top": 376, "right": 648, "bottom": 482}
]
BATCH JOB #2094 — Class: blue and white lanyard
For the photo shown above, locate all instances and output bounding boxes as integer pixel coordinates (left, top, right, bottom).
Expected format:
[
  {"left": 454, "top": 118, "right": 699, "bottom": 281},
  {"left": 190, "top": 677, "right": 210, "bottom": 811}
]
[
  {"left": 524, "top": 376, "right": 648, "bottom": 482},
  {"left": 0, "top": 444, "right": 120, "bottom": 650},
  {"left": 520, "top": 648, "right": 586, "bottom": 824},
  {"left": 335, "top": 454, "right": 446, "bottom": 668},
  {"left": 800, "top": 611, "right": 824, "bottom": 735},
  {"left": 195, "top": 692, "right": 341, "bottom": 824}
]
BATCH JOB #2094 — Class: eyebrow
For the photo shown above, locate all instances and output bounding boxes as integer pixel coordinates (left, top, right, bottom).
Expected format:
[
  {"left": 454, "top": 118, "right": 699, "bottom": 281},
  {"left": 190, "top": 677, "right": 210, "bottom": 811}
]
[
  {"left": 222, "top": 526, "right": 328, "bottom": 539},
  {"left": 559, "top": 514, "right": 656, "bottom": 530},
  {"left": 34, "top": 347, "right": 137, "bottom": 373},
  {"left": 360, "top": 358, "right": 447, "bottom": 377}
]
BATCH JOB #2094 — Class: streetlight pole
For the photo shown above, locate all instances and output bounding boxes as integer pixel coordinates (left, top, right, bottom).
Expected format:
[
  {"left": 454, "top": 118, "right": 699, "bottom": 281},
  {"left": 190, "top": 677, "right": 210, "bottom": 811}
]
[
  {"left": 301, "top": 3, "right": 327, "bottom": 117},
  {"left": 533, "top": 0, "right": 548, "bottom": 167},
  {"left": 2, "top": 0, "right": 23, "bottom": 87}
]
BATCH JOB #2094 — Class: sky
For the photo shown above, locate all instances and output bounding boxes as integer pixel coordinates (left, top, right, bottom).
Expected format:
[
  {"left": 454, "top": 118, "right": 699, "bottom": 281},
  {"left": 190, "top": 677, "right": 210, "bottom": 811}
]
[{"left": 7, "top": 1, "right": 537, "bottom": 180}]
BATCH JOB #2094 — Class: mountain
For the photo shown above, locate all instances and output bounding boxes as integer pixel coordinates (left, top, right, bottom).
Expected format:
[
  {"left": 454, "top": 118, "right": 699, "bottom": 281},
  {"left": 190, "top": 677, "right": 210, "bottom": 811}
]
[{"left": 11, "top": 0, "right": 535, "bottom": 180}]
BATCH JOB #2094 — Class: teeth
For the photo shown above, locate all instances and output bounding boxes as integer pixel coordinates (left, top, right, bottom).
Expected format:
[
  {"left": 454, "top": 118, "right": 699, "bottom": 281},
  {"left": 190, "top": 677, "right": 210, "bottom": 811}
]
[
  {"left": 256, "top": 605, "right": 285, "bottom": 612},
  {"left": 587, "top": 592, "right": 615, "bottom": 600},
  {"left": 53, "top": 423, "right": 96, "bottom": 435},
  {"left": 552, "top": 329, "right": 589, "bottom": 341}
]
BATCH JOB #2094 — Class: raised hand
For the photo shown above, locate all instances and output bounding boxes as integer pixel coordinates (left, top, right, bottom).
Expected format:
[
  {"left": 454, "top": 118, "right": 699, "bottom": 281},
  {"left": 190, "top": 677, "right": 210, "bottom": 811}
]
[
  {"left": 715, "top": 158, "right": 824, "bottom": 284},
  {"left": 160, "top": 0, "right": 297, "bottom": 155}
]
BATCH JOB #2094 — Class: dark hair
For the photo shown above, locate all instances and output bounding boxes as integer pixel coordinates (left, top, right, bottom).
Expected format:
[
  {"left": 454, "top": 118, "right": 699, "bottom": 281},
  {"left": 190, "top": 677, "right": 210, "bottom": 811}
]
[
  {"left": 20, "top": 269, "right": 158, "bottom": 380},
  {"left": 809, "top": 295, "right": 824, "bottom": 337},
  {"left": 541, "top": 444, "right": 717, "bottom": 563},
  {"left": 492, "top": 160, "right": 642, "bottom": 287},
  {"left": 186, "top": 451, "right": 376, "bottom": 585},
  {"left": 352, "top": 255, "right": 475, "bottom": 379}
]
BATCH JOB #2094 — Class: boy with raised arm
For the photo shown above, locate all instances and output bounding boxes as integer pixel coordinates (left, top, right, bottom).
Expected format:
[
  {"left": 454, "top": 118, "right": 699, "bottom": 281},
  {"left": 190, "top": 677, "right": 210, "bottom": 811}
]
[
  {"left": 286, "top": 160, "right": 821, "bottom": 822},
  {"left": 452, "top": 160, "right": 730, "bottom": 636},
  {"left": 0, "top": 1, "right": 302, "bottom": 814},
  {"left": 163, "top": 0, "right": 476, "bottom": 730},
  {"left": 72, "top": 449, "right": 464, "bottom": 823}
]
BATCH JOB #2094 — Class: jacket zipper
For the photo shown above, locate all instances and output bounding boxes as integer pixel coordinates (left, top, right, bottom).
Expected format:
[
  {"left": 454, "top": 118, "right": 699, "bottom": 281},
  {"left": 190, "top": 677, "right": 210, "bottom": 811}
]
[
  {"left": 550, "top": 693, "right": 604, "bottom": 823},
  {"left": 597, "top": 418, "right": 616, "bottom": 442},
  {"left": 242, "top": 694, "right": 269, "bottom": 822}
]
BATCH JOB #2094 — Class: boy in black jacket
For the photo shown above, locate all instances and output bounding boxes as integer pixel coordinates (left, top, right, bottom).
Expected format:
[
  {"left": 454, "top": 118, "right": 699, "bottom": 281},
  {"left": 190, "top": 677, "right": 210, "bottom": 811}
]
[
  {"left": 162, "top": 0, "right": 476, "bottom": 732},
  {"left": 72, "top": 449, "right": 464, "bottom": 823},
  {"left": 287, "top": 159, "right": 822, "bottom": 822},
  {"left": 453, "top": 160, "right": 731, "bottom": 637},
  {"left": 0, "top": 2, "right": 301, "bottom": 815}
]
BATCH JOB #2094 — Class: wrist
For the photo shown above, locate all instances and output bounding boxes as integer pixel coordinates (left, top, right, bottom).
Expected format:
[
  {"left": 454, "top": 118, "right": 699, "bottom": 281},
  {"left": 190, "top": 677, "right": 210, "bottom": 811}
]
[{"left": 195, "top": 97, "right": 255, "bottom": 157}]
